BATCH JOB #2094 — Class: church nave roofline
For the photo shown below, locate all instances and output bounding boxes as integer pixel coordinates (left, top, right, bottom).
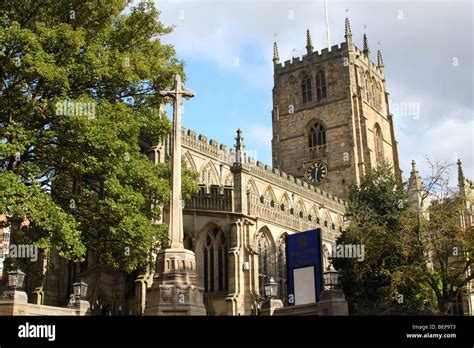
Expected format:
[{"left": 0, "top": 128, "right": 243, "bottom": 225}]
[{"left": 180, "top": 126, "right": 347, "bottom": 210}]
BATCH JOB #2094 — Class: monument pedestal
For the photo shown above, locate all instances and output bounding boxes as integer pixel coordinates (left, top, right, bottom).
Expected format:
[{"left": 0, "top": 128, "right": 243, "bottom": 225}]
[
  {"left": 260, "top": 298, "right": 284, "bottom": 316},
  {"left": 144, "top": 249, "right": 206, "bottom": 316},
  {"left": 3, "top": 290, "right": 28, "bottom": 303},
  {"left": 319, "top": 289, "right": 349, "bottom": 314},
  {"left": 68, "top": 299, "right": 91, "bottom": 315}
]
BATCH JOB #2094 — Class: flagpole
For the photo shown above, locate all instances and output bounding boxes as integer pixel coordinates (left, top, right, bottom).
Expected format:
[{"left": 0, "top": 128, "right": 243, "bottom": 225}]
[{"left": 324, "top": 0, "right": 331, "bottom": 51}]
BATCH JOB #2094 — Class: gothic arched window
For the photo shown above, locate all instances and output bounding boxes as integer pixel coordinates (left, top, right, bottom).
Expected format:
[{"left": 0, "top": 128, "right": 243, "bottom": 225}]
[
  {"left": 308, "top": 122, "right": 326, "bottom": 148},
  {"left": 301, "top": 76, "right": 312, "bottom": 104},
  {"left": 201, "top": 162, "right": 218, "bottom": 187},
  {"left": 257, "top": 230, "right": 276, "bottom": 298},
  {"left": 316, "top": 70, "right": 327, "bottom": 101},
  {"left": 374, "top": 124, "right": 384, "bottom": 165},
  {"left": 202, "top": 228, "right": 228, "bottom": 293}
]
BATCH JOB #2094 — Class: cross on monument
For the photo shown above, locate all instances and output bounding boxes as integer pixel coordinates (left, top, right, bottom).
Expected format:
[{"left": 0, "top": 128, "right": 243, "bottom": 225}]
[{"left": 159, "top": 74, "right": 195, "bottom": 249}]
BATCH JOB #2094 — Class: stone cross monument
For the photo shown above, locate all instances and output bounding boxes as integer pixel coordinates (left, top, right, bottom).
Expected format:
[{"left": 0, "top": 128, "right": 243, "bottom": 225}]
[
  {"left": 161, "top": 73, "right": 192, "bottom": 249},
  {"left": 144, "top": 74, "right": 206, "bottom": 316}
]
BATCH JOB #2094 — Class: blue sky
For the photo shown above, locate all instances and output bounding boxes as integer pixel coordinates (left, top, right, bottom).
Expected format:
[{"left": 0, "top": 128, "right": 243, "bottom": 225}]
[
  {"left": 170, "top": 57, "right": 273, "bottom": 164},
  {"left": 155, "top": 0, "right": 473, "bottom": 184}
]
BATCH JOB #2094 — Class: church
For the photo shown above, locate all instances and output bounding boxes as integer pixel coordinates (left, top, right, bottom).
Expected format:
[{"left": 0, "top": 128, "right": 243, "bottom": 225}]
[
  {"left": 142, "top": 18, "right": 401, "bottom": 315},
  {"left": 1, "top": 18, "right": 470, "bottom": 316}
]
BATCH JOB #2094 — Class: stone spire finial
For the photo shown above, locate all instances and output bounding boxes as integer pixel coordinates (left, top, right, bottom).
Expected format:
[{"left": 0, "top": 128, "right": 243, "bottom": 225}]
[
  {"left": 377, "top": 49, "right": 384, "bottom": 67},
  {"left": 344, "top": 17, "right": 353, "bottom": 51},
  {"left": 273, "top": 42, "right": 279, "bottom": 64},
  {"left": 409, "top": 160, "right": 422, "bottom": 185},
  {"left": 408, "top": 159, "right": 428, "bottom": 214},
  {"left": 235, "top": 129, "right": 245, "bottom": 164},
  {"left": 363, "top": 33, "right": 370, "bottom": 56},
  {"left": 345, "top": 17, "right": 352, "bottom": 37},
  {"left": 409, "top": 160, "right": 421, "bottom": 181},
  {"left": 457, "top": 159, "right": 465, "bottom": 189},
  {"left": 306, "top": 29, "right": 313, "bottom": 55}
]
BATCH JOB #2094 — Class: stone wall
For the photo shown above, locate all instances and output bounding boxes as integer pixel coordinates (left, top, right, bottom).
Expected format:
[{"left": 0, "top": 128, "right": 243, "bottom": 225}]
[{"left": 0, "top": 298, "right": 90, "bottom": 316}]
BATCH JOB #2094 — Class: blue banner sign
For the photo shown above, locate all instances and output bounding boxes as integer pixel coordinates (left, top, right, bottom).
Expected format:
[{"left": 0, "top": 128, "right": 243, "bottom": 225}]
[{"left": 286, "top": 229, "right": 323, "bottom": 306}]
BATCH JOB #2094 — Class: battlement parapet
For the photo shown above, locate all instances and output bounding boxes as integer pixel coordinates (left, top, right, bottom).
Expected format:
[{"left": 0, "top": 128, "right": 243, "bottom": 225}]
[
  {"left": 275, "top": 42, "right": 348, "bottom": 73},
  {"left": 181, "top": 127, "right": 346, "bottom": 209}
]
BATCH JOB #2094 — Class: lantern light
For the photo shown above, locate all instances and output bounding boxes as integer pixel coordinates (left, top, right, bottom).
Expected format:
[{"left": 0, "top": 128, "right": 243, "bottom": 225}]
[{"left": 8, "top": 269, "right": 26, "bottom": 290}]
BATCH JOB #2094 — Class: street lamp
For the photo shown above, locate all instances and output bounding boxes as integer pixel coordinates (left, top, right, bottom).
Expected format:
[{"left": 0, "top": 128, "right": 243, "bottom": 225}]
[
  {"left": 8, "top": 269, "right": 26, "bottom": 290},
  {"left": 264, "top": 277, "right": 278, "bottom": 299},
  {"left": 72, "top": 280, "right": 88, "bottom": 300},
  {"left": 260, "top": 277, "right": 283, "bottom": 315},
  {"left": 323, "top": 264, "right": 340, "bottom": 290}
]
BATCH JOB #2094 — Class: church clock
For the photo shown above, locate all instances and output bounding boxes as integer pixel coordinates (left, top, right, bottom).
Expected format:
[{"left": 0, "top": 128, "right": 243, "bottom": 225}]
[{"left": 305, "top": 161, "right": 328, "bottom": 186}]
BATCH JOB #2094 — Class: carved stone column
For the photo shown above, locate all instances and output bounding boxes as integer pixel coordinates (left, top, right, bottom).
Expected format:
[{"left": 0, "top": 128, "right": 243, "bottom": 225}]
[{"left": 225, "top": 221, "right": 242, "bottom": 315}]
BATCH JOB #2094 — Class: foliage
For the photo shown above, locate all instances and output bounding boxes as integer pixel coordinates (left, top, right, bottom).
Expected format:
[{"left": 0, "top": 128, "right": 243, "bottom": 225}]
[
  {"left": 401, "top": 196, "right": 474, "bottom": 314},
  {"left": 333, "top": 163, "right": 432, "bottom": 312},
  {"left": 334, "top": 161, "right": 474, "bottom": 314},
  {"left": 0, "top": 0, "right": 198, "bottom": 273}
]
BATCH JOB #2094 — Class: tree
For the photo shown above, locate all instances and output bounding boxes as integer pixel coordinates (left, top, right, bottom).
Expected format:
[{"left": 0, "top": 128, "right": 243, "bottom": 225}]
[
  {"left": 332, "top": 163, "right": 434, "bottom": 313},
  {"left": 334, "top": 160, "right": 474, "bottom": 315},
  {"left": 400, "top": 160, "right": 474, "bottom": 314},
  {"left": 0, "top": 0, "right": 198, "bottom": 275}
]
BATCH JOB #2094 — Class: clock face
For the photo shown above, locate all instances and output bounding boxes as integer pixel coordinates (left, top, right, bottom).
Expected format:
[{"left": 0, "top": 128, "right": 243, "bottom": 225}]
[{"left": 305, "top": 161, "right": 328, "bottom": 185}]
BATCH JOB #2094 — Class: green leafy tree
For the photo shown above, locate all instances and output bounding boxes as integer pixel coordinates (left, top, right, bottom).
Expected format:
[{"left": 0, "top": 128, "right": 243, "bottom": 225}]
[
  {"left": 335, "top": 160, "right": 473, "bottom": 314},
  {"left": 0, "top": 0, "right": 198, "bottom": 274},
  {"left": 399, "top": 160, "right": 474, "bottom": 314},
  {"left": 332, "top": 163, "right": 432, "bottom": 313}
]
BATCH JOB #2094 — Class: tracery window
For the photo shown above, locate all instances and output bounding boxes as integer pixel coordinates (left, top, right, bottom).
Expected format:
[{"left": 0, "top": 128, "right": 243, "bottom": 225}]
[
  {"left": 301, "top": 76, "right": 312, "bottom": 104},
  {"left": 308, "top": 122, "right": 326, "bottom": 148},
  {"left": 257, "top": 231, "right": 276, "bottom": 298},
  {"left": 202, "top": 228, "right": 228, "bottom": 293}
]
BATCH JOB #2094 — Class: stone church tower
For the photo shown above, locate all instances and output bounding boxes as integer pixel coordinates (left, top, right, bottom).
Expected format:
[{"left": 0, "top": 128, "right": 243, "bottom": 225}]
[{"left": 271, "top": 18, "right": 401, "bottom": 198}]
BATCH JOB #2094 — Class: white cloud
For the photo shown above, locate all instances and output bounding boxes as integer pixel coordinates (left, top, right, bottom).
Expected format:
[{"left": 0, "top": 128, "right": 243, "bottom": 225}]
[
  {"left": 150, "top": 0, "right": 473, "bottom": 179},
  {"left": 398, "top": 117, "right": 474, "bottom": 183}
]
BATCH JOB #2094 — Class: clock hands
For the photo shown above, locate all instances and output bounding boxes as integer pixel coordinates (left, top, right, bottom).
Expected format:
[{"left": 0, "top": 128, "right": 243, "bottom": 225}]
[
  {"left": 310, "top": 165, "right": 316, "bottom": 181},
  {"left": 305, "top": 161, "right": 328, "bottom": 186}
]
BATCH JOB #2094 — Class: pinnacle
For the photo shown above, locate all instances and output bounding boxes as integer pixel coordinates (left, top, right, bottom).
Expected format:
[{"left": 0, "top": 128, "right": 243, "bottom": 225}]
[
  {"left": 363, "top": 33, "right": 369, "bottom": 54},
  {"left": 345, "top": 17, "right": 352, "bottom": 36},
  {"left": 377, "top": 49, "right": 384, "bottom": 67},
  {"left": 306, "top": 29, "right": 314, "bottom": 54},
  {"left": 273, "top": 42, "right": 279, "bottom": 63}
]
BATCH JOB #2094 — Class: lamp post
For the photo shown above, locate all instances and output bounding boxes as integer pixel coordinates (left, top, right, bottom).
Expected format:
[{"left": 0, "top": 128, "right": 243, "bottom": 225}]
[
  {"left": 8, "top": 269, "right": 26, "bottom": 290},
  {"left": 264, "top": 277, "right": 278, "bottom": 299},
  {"left": 319, "top": 263, "right": 348, "bottom": 314},
  {"left": 68, "top": 280, "right": 91, "bottom": 315},
  {"left": 2, "top": 269, "right": 28, "bottom": 303},
  {"left": 260, "top": 276, "right": 283, "bottom": 316},
  {"left": 72, "top": 280, "right": 88, "bottom": 301},
  {"left": 323, "top": 264, "right": 340, "bottom": 290}
]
